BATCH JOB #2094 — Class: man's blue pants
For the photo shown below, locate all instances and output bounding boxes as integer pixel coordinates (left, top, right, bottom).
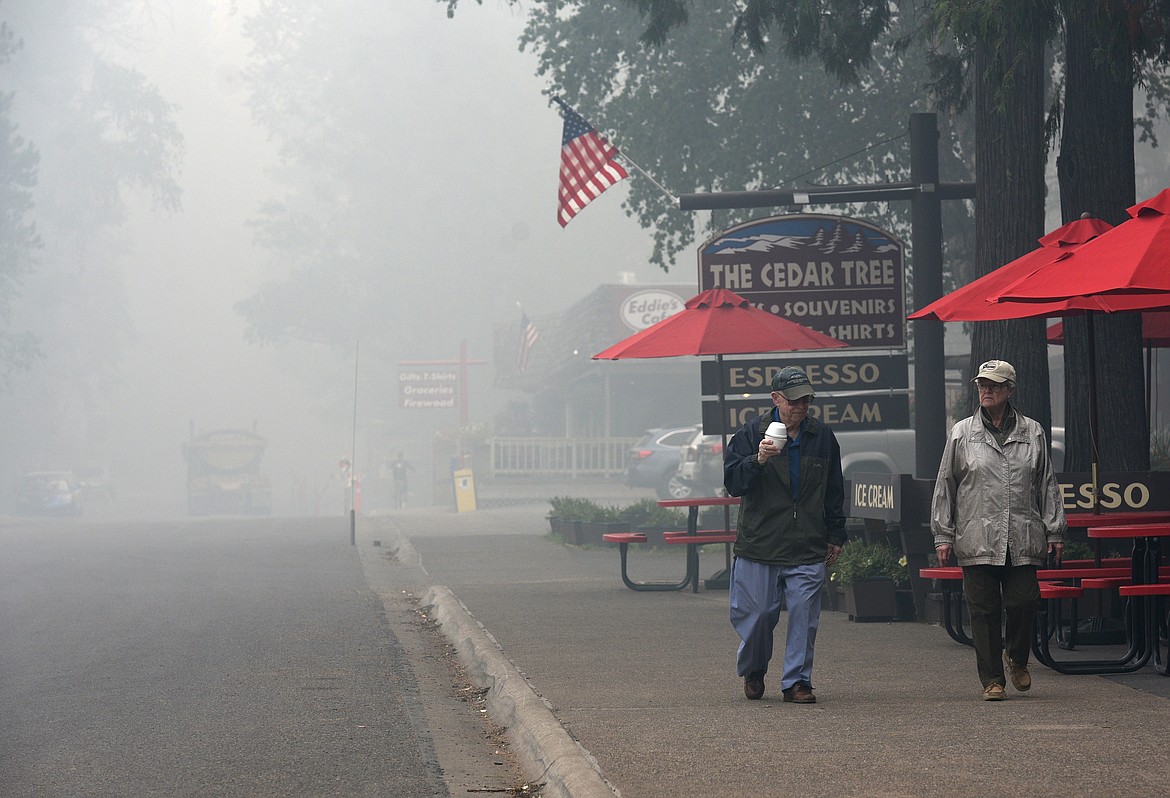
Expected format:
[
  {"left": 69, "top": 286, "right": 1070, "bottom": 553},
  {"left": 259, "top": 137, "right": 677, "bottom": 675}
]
[{"left": 730, "top": 557, "right": 824, "bottom": 691}]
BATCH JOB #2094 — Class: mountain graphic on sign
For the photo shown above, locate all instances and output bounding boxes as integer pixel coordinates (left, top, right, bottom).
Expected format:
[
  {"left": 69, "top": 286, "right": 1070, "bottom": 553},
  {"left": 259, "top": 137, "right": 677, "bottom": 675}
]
[
  {"left": 707, "top": 234, "right": 805, "bottom": 254},
  {"left": 709, "top": 218, "right": 888, "bottom": 257}
]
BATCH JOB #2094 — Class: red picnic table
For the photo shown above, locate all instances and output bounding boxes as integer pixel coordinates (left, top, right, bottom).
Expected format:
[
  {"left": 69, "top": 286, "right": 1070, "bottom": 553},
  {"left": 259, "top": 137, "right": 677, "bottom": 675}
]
[{"left": 602, "top": 496, "right": 740, "bottom": 593}]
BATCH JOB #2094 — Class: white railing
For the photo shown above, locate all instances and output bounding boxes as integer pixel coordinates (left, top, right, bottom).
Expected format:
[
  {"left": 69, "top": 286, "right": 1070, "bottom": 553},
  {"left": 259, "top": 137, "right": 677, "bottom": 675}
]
[{"left": 489, "top": 437, "right": 638, "bottom": 477}]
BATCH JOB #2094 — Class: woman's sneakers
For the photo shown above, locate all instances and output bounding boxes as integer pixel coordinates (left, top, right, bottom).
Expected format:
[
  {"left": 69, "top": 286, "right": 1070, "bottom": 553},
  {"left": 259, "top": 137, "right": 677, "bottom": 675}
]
[
  {"left": 982, "top": 683, "right": 1007, "bottom": 701},
  {"left": 1004, "top": 654, "right": 1032, "bottom": 691}
]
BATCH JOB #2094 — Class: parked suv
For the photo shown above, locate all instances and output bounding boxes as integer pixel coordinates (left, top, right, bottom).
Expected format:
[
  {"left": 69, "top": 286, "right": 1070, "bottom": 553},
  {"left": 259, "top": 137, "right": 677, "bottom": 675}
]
[
  {"left": 15, "top": 471, "right": 84, "bottom": 516},
  {"left": 624, "top": 426, "right": 699, "bottom": 499},
  {"left": 674, "top": 431, "right": 726, "bottom": 499}
]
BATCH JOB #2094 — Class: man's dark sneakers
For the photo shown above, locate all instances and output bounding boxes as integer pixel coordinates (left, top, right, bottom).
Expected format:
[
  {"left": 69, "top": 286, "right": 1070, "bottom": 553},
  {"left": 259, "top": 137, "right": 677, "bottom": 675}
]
[
  {"left": 744, "top": 673, "right": 765, "bottom": 700},
  {"left": 782, "top": 683, "right": 816, "bottom": 704}
]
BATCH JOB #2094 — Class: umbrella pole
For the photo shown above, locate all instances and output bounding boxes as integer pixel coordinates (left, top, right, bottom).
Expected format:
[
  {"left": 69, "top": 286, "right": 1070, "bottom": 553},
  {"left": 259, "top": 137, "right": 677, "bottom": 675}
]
[
  {"left": 717, "top": 354, "right": 731, "bottom": 538},
  {"left": 1088, "top": 314, "right": 1100, "bottom": 514},
  {"left": 1147, "top": 341, "right": 1152, "bottom": 433}
]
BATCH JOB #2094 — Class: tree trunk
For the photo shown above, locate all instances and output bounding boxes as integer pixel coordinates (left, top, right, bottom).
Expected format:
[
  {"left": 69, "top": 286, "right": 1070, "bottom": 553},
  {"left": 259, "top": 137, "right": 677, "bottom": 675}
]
[
  {"left": 969, "top": 33, "right": 1050, "bottom": 432},
  {"left": 1056, "top": 1, "right": 1148, "bottom": 472}
]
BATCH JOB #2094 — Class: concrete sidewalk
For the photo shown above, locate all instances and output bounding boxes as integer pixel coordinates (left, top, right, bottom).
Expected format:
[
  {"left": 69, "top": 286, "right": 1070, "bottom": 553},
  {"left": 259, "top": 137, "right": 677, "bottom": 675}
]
[{"left": 365, "top": 504, "right": 1170, "bottom": 798}]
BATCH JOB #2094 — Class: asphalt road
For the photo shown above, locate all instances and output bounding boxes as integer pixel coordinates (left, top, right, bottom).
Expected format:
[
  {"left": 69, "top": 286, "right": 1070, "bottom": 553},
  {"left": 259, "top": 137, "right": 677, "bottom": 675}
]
[{"left": 0, "top": 515, "right": 522, "bottom": 797}]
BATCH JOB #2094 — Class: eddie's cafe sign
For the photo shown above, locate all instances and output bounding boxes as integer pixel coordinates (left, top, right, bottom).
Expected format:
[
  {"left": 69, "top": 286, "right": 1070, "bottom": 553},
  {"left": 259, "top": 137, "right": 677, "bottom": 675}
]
[{"left": 620, "top": 289, "right": 684, "bottom": 331}]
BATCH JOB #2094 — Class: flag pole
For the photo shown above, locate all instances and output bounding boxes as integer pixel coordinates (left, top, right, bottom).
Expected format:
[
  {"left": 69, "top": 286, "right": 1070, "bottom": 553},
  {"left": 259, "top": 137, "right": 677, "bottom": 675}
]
[{"left": 552, "top": 96, "right": 679, "bottom": 207}]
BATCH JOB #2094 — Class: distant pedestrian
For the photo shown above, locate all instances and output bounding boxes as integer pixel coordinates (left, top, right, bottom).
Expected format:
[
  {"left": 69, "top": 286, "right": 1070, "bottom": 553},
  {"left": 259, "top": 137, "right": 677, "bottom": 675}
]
[
  {"left": 930, "top": 359, "right": 1065, "bottom": 701},
  {"left": 389, "top": 451, "right": 415, "bottom": 509},
  {"left": 724, "top": 366, "right": 846, "bottom": 704}
]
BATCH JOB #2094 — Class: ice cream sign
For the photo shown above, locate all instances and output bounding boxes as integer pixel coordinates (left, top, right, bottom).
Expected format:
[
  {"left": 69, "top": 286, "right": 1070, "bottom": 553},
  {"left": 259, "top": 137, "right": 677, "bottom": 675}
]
[{"left": 620, "top": 289, "right": 685, "bottom": 331}]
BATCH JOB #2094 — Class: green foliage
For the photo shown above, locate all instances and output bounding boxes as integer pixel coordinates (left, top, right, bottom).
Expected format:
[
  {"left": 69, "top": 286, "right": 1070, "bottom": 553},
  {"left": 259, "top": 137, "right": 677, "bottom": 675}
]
[
  {"left": 547, "top": 496, "right": 687, "bottom": 526},
  {"left": 518, "top": 0, "right": 974, "bottom": 270},
  {"left": 830, "top": 540, "right": 907, "bottom": 586},
  {"left": 0, "top": 27, "right": 42, "bottom": 384},
  {"left": 1061, "top": 539, "right": 1093, "bottom": 561},
  {"left": 547, "top": 496, "right": 621, "bottom": 523},
  {"left": 615, "top": 497, "right": 687, "bottom": 527},
  {"left": 1152, "top": 428, "right": 1170, "bottom": 471}
]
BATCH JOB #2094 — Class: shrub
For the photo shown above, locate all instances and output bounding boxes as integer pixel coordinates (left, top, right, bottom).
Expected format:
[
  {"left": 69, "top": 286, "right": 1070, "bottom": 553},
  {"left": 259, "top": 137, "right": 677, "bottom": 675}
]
[
  {"left": 830, "top": 540, "right": 908, "bottom": 587},
  {"left": 547, "top": 496, "right": 621, "bottom": 522},
  {"left": 617, "top": 498, "right": 687, "bottom": 527}
]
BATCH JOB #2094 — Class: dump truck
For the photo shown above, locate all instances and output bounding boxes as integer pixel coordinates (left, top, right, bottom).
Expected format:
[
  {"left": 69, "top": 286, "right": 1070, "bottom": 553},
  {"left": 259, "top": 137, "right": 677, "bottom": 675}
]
[{"left": 183, "top": 425, "right": 272, "bottom": 516}]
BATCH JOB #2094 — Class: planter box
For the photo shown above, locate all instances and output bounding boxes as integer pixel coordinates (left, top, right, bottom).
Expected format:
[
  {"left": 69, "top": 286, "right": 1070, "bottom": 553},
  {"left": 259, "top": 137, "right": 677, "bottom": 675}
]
[
  {"left": 635, "top": 524, "right": 680, "bottom": 546},
  {"left": 895, "top": 588, "right": 917, "bottom": 621},
  {"left": 573, "top": 520, "right": 625, "bottom": 546},
  {"left": 843, "top": 577, "right": 898, "bottom": 622},
  {"left": 923, "top": 591, "right": 968, "bottom": 627}
]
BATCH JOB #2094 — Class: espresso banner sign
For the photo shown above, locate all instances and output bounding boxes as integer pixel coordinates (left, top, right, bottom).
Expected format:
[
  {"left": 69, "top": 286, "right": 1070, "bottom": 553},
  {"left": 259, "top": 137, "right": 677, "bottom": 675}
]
[
  {"left": 701, "top": 354, "right": 908, "bottom": 396},
  {"left": 1056, "top": 471, "right": 1170, "bottom": 513},
  {"left": 702, "top": 393, "right": 910, "bottom": 436}
]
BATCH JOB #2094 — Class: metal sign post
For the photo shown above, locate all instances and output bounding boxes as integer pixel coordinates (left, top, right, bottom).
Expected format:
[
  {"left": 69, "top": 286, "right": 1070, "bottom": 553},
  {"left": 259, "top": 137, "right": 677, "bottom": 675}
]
[{"left": 679, "top": 113, "right": 972, "bottom": 478}]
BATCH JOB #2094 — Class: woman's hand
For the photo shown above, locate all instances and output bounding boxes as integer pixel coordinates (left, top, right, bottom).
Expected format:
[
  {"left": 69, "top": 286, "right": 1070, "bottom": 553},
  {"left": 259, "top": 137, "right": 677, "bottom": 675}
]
[
  {"left": 1048, "top": 541, "right": 1064, "bottom": 566},
  {"left": 935, "top": 543, "right": 952, "bottom": 566}
]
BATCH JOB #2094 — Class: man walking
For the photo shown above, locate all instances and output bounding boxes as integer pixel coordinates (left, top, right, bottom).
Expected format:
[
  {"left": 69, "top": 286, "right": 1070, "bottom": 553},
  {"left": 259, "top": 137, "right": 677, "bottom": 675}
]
[{"left": 724, "top": 366, "right": 846, "bottom": 703}]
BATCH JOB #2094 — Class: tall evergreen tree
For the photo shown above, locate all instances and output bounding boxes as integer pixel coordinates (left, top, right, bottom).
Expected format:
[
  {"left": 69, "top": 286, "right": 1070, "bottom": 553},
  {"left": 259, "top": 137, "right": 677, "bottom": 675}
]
[{"left": 0, "top": 21, "right": 40, "bottom": 383}]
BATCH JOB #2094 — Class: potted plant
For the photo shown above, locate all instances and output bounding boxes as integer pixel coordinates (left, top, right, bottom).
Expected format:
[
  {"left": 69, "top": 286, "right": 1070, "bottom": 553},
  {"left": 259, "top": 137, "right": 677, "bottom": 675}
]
[
  {"left": 576, "top": 502, "right": 625, "bottom": 546},
  {"left": 830, "top": 540, "right": 908, "bottom": 622},
  {"left": 547, "top": 496, "right": 598, "bottom": 542},
  {"left": 547, "top": 497, "right": 627, "bottom": 545}
]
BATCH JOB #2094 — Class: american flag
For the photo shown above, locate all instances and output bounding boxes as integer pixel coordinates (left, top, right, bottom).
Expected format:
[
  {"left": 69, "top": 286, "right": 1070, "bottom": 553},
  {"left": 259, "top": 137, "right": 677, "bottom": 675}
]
[
  {"left": 517, "top": 310, "right": 539, "bottom": 372},
  {"left": 554, "top": 97, "right": 628, "bottom": 227}
]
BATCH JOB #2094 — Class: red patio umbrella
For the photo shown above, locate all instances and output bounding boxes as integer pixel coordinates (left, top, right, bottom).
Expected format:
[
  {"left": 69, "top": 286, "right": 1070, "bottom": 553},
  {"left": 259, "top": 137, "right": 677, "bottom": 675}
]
[
  {"left": 983, "top": 191, "right": 1170, "bottom": 509},
  {"left": 593, "top": 286, "right": 846, "bottom": 446},
  {"left": 594, "top": 287, "right": 846, "bottom": 524},
  {"left": 907, "top": 216, "right": 1112, "bottom": 321},
  {"left": 993, "top": 188, "right": 1170, "bottom": 309},
  {"left": 907, "top": 214, "right": 1151, "bottom": 512},
  {"left": 593, "top": 287, "right": 846, "bottom": 359}
]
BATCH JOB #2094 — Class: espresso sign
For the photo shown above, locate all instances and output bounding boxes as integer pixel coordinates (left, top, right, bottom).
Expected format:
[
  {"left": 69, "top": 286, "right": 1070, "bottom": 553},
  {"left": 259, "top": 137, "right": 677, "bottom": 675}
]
[
  {"left": 1056, "top": 471, "right": 1170, "bottom": 512},
  {"left": 701, "top": 354, "right": 908, "bottom": 396},
  {"left": 698, "top": 214, "right": 906, "bottom": 348}
]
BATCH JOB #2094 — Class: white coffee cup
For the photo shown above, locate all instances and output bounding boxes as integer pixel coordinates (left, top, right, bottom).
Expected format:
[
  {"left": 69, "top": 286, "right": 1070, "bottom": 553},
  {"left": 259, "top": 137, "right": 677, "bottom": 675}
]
[{"left": 764, "top": 421, "right": 787, "bottom": 446}]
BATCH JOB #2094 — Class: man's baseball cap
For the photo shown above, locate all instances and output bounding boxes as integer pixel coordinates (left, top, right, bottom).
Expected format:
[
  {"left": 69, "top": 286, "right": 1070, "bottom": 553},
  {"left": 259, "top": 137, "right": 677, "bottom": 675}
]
[
  {"left": 973, "top": 359, "right": 1016, "bottom": 384},
  {"left": 771, "top": 366, "right": 815, "bottom": 399}
]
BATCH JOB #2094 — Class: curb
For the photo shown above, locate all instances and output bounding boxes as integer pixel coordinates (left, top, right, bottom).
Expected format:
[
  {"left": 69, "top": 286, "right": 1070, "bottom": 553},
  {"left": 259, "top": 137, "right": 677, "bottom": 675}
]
[{"left": 391, "top": 534, "right": 617, "bottom": 797}]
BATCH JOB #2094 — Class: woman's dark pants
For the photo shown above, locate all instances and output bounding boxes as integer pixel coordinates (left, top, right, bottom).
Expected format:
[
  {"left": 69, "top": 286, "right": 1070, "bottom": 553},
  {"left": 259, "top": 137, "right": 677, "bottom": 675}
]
[{"left": 962, "top": 563, "right": 1040, "bottom": 688}]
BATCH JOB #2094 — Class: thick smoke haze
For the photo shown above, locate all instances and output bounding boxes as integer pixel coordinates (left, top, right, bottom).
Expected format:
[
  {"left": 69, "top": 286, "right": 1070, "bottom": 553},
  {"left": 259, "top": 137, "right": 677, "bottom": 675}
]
[{"left": 2, "top": 1, "right": 671, "bottom": 515}]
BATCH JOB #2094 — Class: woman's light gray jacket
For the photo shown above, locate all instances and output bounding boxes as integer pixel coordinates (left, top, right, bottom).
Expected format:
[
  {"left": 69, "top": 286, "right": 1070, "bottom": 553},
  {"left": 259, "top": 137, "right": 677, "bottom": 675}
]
[{"left": 930, "top": 409, "right": 1066, "bottom": 567}]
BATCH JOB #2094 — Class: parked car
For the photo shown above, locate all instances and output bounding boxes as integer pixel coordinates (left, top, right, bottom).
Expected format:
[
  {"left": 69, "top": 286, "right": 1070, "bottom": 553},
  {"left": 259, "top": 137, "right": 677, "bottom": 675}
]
[
  {"left": 675, "top": 430, "right": 726, "bottom": 499},
  {"left": 624, "top": 426, "right": 698, "bottom": 499},
  {"left": 15, "top": 471, "right": 84, "bottom": 516}
]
